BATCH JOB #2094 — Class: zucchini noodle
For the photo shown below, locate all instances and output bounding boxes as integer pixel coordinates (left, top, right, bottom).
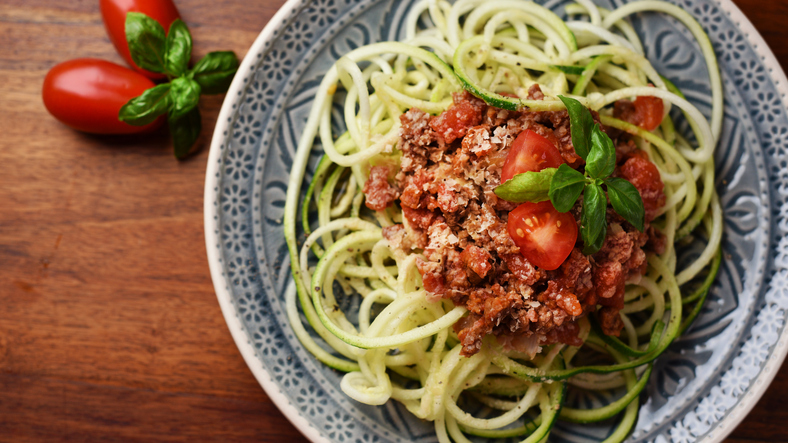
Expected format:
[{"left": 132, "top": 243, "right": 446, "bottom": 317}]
[{"left": 283, "top": 0, "right": 723, "bottom": 441}]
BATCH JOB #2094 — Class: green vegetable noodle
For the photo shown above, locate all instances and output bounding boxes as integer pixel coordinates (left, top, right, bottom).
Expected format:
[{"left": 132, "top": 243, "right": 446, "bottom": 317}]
[{"left": 282, "top": 0, "right": 725, "bottom": 442}]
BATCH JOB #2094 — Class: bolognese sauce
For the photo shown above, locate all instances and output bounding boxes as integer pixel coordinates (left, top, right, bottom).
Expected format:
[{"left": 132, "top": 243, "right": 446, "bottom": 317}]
[{"left": 363, "top": 86, "right": 666, "bottom": 357}]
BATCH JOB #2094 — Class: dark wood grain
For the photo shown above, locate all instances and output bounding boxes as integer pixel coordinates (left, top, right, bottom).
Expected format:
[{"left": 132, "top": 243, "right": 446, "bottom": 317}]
[{"left": 0, "top": 0, "right": 786, "bottom": 441}]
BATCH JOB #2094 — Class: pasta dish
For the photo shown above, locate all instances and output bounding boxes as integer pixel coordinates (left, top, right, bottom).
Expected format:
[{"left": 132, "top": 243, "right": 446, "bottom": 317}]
[{"left": 283, "top": 0, "right": 723, "bottom": 441}]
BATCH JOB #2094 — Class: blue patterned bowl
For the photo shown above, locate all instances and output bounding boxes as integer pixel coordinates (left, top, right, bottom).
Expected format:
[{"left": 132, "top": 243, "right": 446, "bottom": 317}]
[{"left": 204, "top": 0, "right": 788, "bottom": 441}]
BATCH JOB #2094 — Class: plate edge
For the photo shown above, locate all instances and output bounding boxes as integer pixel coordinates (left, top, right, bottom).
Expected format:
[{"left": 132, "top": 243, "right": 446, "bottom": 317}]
[
  {"left": 695, "top": 1, "right": 788, "bottom": 441},
  {"left": 202, "top": 1, "right": 332, "bottom": 442}
]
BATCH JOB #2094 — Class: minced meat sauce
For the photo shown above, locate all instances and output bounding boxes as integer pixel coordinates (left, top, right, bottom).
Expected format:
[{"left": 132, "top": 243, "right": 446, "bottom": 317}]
[{"left": 362, "top": 86, "right": 666, "bottom": 357}]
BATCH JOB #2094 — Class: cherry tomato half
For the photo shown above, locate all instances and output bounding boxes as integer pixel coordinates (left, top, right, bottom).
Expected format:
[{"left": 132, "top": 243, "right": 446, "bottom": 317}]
[
  {"left": 100, "top": 0, "right": 181, "bottom": 79},
  {"left": 633, "top": 95, "right": 664, "bottom": 131},
  {"left": 501, "top": 129, "right": 564, "bottom": 182},
  {"left": 507, "top": 201, "right": 578, "bottom": 270},
  {"left": 42, "top": 58, "right": 161, "bottom": 134}
]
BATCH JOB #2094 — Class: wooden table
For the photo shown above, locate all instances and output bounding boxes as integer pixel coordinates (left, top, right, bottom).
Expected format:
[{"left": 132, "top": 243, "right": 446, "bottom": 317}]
[{"left": 1, "top": 0, "right": 786, "bottom": 441}]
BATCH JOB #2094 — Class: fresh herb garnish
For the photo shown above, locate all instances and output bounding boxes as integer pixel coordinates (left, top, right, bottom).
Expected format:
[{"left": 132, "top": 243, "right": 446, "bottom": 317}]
[
  {"left": 191, "top": 51, "right": 241, "bottom": 94},
  {"left": 586, "top": 125, "right": 616, "bottom": 179},
  {"left": 606, "top": 177, "right": 645, "bottom": 232},
  {"left": 117, "top": 83, "right": 172, "bottom": 126},
  {"left": 580, "top": 181, "right": 608, "bottom": 255},
  {"left": 125, "top": 12, "right": 167, "bottom": 74},
  {"left": 494, "top": 168, "right": 557, "bottom": 203},
  {"left": 118, "top": 12, "right": 239, "bottom": 158},
  {"left": 547, "top": 164, "right": 585, "bottom": 212},
  {"left": 558, "top": 95, "right": 593, "bottom": 159},
  {"left": 494, "top": 96, "right": 646, "bottom": 254}
]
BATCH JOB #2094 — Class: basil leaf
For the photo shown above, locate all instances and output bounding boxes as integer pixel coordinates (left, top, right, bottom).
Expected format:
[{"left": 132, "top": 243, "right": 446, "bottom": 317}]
[
  {"left": 169, "top": 106, "right": 201, "bottom": 159},
  {"left": 584, "top": 220, "right": 606, "bottom": 255},
  {"left": 494, "top": 168, "right": 557, "bottom": 203},
  {"left": 118, "top": 83, "right": 172, "bottom": 126},
  {"left": 552, "top": 65, "right": 585, "bottom": 75},
  {"left": 586, "top": 124, "right": 616, "bottom": 179},
  {"left": 581, "top": 183, "right": 607, "bottom": 255},
  {"left": 558, "top": 95, "right": 594, "bottom": 160},
  {"left": 190, "top": 51, "right": 239, "bottom": 94},
  {"left": 125, "top": 12, "right": 167, "bottom": 73},
  {"left": 606, "top": 177, "right": 645, "bottom": 232},
  {"left": 548, "top": 164, "right": 586, "bottom": 212},
  {"left": 165, "top": 19, "right": 192, "bottom": 77},
  {"left": 169, "top": 77, "right": 201, "bottom": 120}
]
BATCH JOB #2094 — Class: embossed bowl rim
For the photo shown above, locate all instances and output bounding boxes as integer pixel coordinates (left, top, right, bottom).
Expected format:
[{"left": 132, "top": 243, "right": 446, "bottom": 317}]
[{"left": 204, "top": 0, "right": 788, "bottom": 441}]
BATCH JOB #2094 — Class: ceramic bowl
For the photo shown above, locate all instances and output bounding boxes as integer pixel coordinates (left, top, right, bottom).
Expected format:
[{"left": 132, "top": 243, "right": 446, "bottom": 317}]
[{"left": 205, "top": 0, "right": 788, "bottom": 441}]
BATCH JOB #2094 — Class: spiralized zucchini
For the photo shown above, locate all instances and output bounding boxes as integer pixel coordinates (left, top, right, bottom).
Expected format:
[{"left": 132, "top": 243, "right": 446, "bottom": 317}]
[{"left": 283, "top": 0, "right": 723, "bottom": 441}]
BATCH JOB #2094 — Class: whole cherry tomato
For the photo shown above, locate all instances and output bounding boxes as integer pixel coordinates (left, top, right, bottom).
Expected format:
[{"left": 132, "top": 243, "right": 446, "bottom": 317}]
[
  {"left": 42, "top": 58, "right": 161, "bottom": 134},
  {"left": 507, "top": 201, "right": 578, "bottom": 270},
  {"left": 501, "top": 130, "right": 565, "bottom": 182},
  {"left": 99, "top": 0, "right": 181, "bottom": 79}
]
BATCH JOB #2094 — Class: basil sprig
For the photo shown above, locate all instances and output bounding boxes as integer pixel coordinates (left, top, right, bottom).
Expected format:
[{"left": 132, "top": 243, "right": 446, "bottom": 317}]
[
  {"left": 494, "top": 96, "right": 646, "bottom": 255},
  {"left": 118, "top": 12, "right": 240, "bottom": 159}
]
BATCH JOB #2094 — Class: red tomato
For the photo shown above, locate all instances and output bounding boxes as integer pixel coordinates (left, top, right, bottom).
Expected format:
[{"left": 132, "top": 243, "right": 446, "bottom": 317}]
[
  {"left": 42, "top": 58, "right": 162, "bottom": 134},
  {"left": 619, "top": 155, "right": 665, "bottom": 222},
  {"left": 634, "top": 95, "right": 664, "bottom": 131},
  {"left": 501, "top": 130, "right": 564, "bottom": 182},
  {"left": 100, "top": 0, "right": 181, "bottom": 79},
  {"left": 507, "top": 201, "right": 578, "bottom": 270},
  {"left": 429, "top": 100, "right": 483, "bottom": 144}
]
